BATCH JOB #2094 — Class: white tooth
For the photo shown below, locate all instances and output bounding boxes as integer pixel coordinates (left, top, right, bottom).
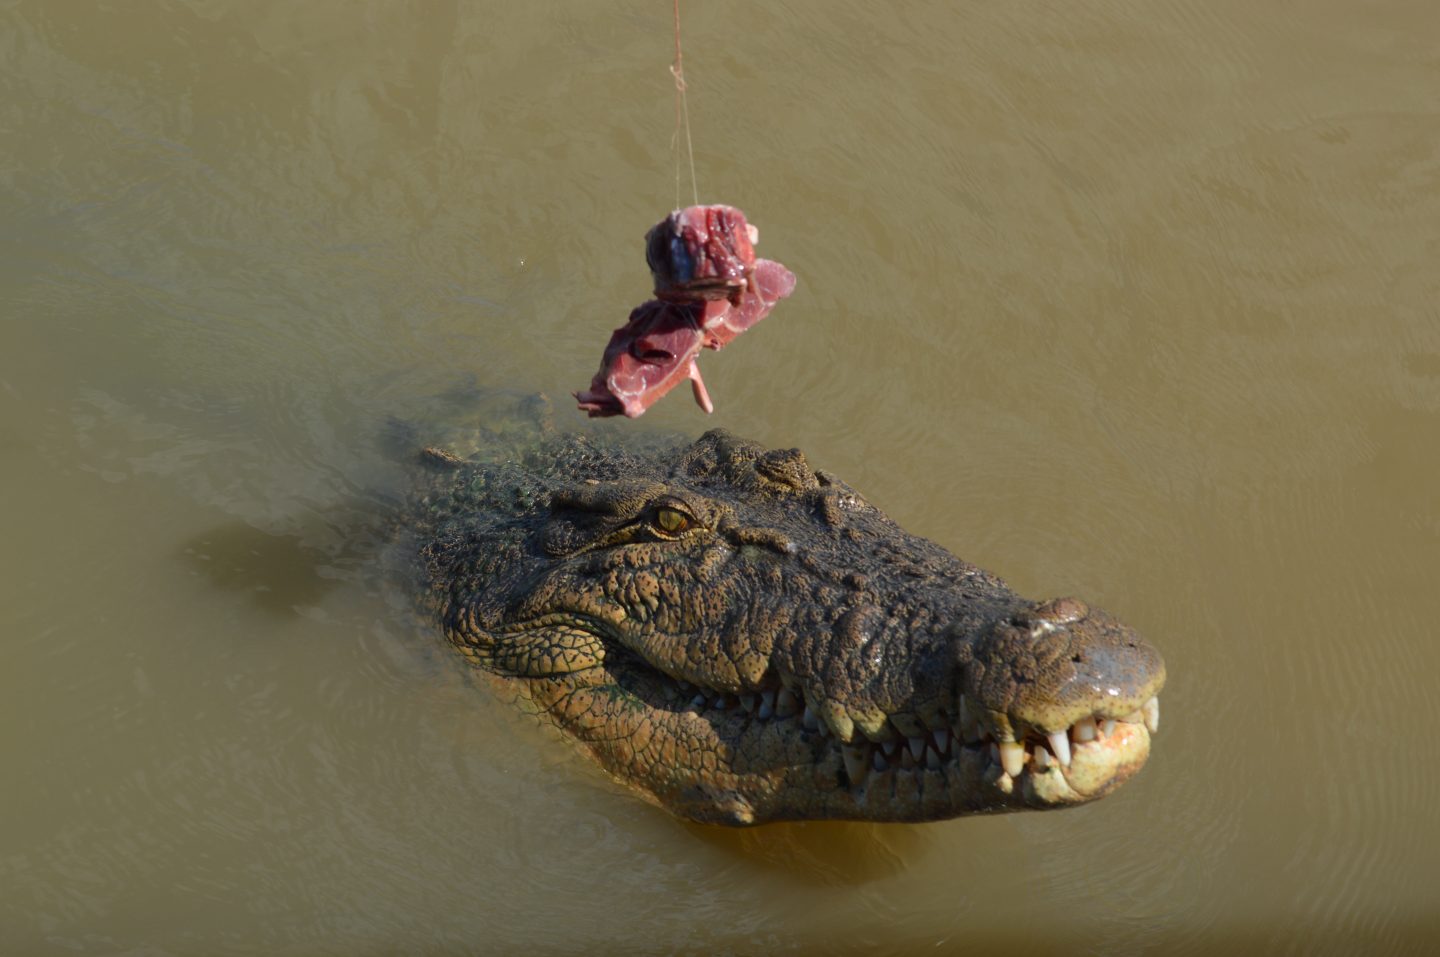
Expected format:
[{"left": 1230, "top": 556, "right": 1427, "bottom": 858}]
[
  {"left": 872, "top": 750, "right": 888, "bottom": 772},
  {"left": 1033, "top": 745, "right": 1051, "bottom": 771},
  {"left": 926, "top": 747, "right": 942, "bottom": 770},
  {"left": 741, "top": 693, "right": 758, "bottom": 713},
  {"left": 775, "top": 687, "right": 799, "bottom": 718},
  {"left": 931, "top": 729, "right": 950, "bottom": 756},
  {"left": 1073, "top": 716, "right": 1097, "bottom": 742},
  {"left": 688, "top": 694, "right": 706, "bottom": 710},
  {"left": 712, "top": 695, "right": 728, "bottom": 710},
  {"left": 802, "top": 705, "right": 819, "bottom": 731},
  {"left": 842, "top": 744, "right": 870, "bottom": 787},
  {"left": 1102, "top": 718, "right": 1116, "bottom": 738},
  {"left": 1047, "top": 731, "right": 1071, "bottom": 767},
  {"left": 1142, "top": 696, "right": 1160, "bottom": 733},
  {"left": 907, "top": 736, "right": 926, "bottom": 762},
  {"left": 999, "top": 740, "right": 1025, "bottom": 778}
]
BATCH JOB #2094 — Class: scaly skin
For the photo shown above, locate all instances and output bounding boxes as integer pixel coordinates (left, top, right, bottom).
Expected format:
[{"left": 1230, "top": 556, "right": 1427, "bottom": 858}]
[{"left": 411, "top": 427, "right": 1165, "bottom": 825}]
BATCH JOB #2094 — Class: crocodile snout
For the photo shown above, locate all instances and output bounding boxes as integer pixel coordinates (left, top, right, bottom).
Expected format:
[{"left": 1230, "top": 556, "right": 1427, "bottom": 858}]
[
  {"left": 949, "top": 596, "right": 1165, "bottom": 800},
  {"left": 964, "top": 597, "right": 1165, "bottom": 731}
]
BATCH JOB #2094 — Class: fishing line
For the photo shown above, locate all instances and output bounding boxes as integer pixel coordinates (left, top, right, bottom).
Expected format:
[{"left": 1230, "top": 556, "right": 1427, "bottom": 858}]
[{"left": 671, "top": 0, "right": 699, "bottom": 209}]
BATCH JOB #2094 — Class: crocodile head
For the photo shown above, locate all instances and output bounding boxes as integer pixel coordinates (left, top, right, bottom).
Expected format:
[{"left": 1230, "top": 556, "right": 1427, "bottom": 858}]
[{"left": 416, "top": 429, "right": 1165, "bottom": 825}]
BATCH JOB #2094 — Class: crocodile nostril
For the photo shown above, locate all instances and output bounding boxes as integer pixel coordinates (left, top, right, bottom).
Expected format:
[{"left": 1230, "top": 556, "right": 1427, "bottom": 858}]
[
  {"left": 1036, "top": 597, "right": 1089, "bottom": 624},
  {"left": 1014, "top": 596, "right": 1090, "bottom": 630}
]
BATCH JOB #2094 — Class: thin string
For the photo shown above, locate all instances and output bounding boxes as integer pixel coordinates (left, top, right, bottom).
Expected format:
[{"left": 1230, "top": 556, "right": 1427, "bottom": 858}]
[{"left": 671, "top": 0, "right": 699, "bottom": 209}]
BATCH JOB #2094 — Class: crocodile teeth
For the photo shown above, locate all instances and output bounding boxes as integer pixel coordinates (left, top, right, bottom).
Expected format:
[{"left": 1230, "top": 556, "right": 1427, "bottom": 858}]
[
  {"left": 775, "top": 687, "right": 799, "bottom": 718},
  {"left": 841, "top": 743, "right": 870, "bottom": 787},
  {"left": 931, "top": 728, "right": 951, "bottom": 757},
  {"left": 1033, "top": 745, "right": 1051, "bottom": 771},
  {"left": 1101, "top": 718, "right": 1116, "bottom": 737},
  {"left": 1047, "top": 731, "right": 1071, "bottom": 768},
  {"left": 872, "top": 750, "right": 888, "bottom": 772},
  {"left": 757, "top": 690, "right": 775, "bottom": 720},
  {"left": 907, "top": 736, "right": 926, "bottom": 762},
  {"left": 802, "top": 705, "right": 820, "bottom": 732},
  {"left": 1142, "top": 696, "right": 1160, "bottom": 733},
  {"left": 688, "top": 694, "right": 706, "bottom": 710},
  {"left": 999, "top": 740, "right": 1025, "bottom": 778},
  {"left": 740, "top": 693, "right": 758, "bottom": 713},
  {"left": 1073, "top": 716, "right": 1097, "bottom": 742}
]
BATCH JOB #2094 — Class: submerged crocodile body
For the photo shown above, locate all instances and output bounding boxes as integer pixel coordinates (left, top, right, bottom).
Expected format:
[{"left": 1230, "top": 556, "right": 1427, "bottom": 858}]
[{"left": 411, "top": 418, "right": 1165, "bottom": 826}]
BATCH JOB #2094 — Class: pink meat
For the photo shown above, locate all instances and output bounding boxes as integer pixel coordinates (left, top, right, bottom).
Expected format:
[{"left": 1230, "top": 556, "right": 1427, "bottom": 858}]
[
  {"left": 573, "top": 300, "right": 712, "bottom": 419},
  {"left": 700, "top": 258, "right": 797, "bottom": 350},
  {"left": 575, "top": 205, "right": 794, "bottom": 418}
]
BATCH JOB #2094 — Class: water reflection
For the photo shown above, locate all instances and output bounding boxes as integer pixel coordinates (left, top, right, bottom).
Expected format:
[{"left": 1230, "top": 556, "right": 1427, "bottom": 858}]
[{"left": 687, "top": 821, "right": 916, "bottom": 887}]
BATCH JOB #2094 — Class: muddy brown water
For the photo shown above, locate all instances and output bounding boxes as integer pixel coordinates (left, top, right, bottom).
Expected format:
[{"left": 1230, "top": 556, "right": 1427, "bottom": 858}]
[{"left": 4, "top": 1, "right": 1439, "bottom": 954}]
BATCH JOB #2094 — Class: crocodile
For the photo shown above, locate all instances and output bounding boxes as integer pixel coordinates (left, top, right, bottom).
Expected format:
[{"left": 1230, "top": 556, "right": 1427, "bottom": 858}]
[{"left": 410, "top": 416, "right": 1165, "bottom": 826}]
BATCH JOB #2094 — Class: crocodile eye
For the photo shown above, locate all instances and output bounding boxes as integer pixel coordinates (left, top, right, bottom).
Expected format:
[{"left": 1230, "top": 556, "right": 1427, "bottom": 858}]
[{"left": 653, "top": 506, "right": 692, "bottom": 535}]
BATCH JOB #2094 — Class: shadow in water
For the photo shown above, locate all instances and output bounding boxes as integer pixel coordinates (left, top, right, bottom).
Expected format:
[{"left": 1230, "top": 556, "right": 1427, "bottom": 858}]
[
  {"left": 177, "top": 504, "right": 389, "bottom": 618},
  {"left": 684, "top": 818, "right": 923, "bottom": 886}
]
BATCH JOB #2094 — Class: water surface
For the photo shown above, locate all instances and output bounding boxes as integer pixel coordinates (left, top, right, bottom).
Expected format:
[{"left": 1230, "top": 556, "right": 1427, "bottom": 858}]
[{"left": 3, "top": 1, "right": 1439, "bottom": 953}]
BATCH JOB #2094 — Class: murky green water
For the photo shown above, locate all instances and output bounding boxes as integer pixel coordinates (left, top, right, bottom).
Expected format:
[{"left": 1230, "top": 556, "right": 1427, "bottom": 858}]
[{"left": 4, "top": 1, "right": 1439, "bottom": 953}]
